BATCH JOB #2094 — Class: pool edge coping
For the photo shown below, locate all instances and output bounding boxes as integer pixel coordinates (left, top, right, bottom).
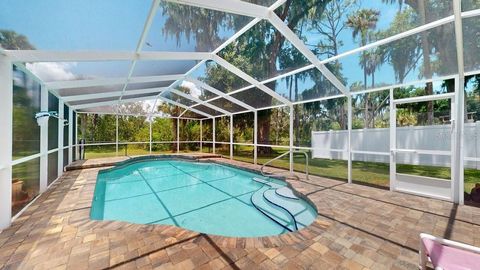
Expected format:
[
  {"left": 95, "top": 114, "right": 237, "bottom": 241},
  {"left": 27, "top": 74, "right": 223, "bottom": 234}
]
[{"left": 85, "top": 155, "right": 331, "bottom": 248}]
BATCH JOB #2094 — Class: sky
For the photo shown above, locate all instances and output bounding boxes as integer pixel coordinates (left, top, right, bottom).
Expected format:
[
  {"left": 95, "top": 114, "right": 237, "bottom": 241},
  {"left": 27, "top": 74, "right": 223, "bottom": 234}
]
[{"left": 0, "top": 0, "right": 460, "bottom": 104}]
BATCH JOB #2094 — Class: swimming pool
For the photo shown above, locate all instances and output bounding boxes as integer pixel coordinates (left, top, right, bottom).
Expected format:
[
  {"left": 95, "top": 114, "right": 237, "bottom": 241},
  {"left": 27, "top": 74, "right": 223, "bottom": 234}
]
[{"left": 90, "top": 158, "right": 317, "bottom": 237}]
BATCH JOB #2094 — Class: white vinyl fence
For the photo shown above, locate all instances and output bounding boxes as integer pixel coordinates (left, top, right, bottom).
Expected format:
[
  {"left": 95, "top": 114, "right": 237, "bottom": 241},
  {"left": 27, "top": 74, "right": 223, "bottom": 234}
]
[{"left": 312, "top": 122, "right": 480, "bottom": 169}]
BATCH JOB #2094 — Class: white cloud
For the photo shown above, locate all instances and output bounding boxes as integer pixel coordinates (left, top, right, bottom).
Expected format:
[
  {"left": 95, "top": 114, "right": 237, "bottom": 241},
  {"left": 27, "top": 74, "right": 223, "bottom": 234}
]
[
  {"left": 180, "top": 80, "right": 201, "bottom": 98},
  {"left": 26, "top": 62, "right": 77, "bottom": 81}
]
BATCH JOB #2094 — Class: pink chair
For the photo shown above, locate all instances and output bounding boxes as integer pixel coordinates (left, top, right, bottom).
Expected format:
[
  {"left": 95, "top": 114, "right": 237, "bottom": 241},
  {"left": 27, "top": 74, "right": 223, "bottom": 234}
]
[{"left": 420, "top": 233, "right": 480, "bottom": 270}]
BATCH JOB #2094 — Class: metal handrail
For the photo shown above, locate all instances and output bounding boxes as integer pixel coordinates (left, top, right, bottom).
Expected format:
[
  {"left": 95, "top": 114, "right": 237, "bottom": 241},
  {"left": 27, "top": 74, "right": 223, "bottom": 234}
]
[{"left": 261, "top": 150, "right": 309, "bottom": 180}]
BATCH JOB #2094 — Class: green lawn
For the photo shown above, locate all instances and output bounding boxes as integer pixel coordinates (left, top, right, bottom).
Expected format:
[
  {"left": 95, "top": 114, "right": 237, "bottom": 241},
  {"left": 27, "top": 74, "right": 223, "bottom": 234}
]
[
  {"left": 229, "top": 146, "right": 479, "bottom": 193},
  {"left": 84, "top": 145, "right": 202, "bottom": 159},
  {"left": 84, "top": 144, "right": 479, "bottom": 193}
]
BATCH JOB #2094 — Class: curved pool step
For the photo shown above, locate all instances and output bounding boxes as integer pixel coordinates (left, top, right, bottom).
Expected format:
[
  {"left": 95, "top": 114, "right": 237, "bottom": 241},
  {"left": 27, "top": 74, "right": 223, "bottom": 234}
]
[
  {"left": 263, "top": 189, "right": 317, "bottom": 230},
  {"left": 252, "top": 177, "right": 283, "bottom": 189},
  {"left": 250, "top": 187, "right": 296, "bottom": 231},
  {"left": 275, "top": 186, "right": 298, "bottom": 200}
]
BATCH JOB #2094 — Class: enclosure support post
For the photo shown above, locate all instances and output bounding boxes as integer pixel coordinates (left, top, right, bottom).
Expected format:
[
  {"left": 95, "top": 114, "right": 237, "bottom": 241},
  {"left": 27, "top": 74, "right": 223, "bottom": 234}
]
[
  {"left": 115, "top": 114, "right": 119, "bottom": 156},
  {"left": 254, "top": 111, "right": 258, "bottom": 165},
  {"left": 453, "top": 76, "right": 465, "bottom": 204},
  {"left": 57, "top": 100, "right": 64, "bottom": 178},
  {"left": 68, "top": 107, "right": 73, "bottom": 164},
  {"left": 347, "top": 95, "right": 352, "bottom": 184},
  {"left": 200, "top": 120, "right": 203, "bottom": 152},
  {"left": 389, "top": 88, "right": 396, "bottom": 191},
  {"left": 149, "top": 118, "right": 152, "bottom": 154},
  {"left": 39, "top": 84, "right": 48, "bottom": 193},
  {"left": 177, "top": 118, "right": 180, "bottom": 153},
  {"left": 0, "top": 55, "right": 13, "bottom": 229},
  {"left": 230, "top": 115, "right": 233, "bottom": 160},
  {"left": 289, "top": 105, "right": 294, "bottom": 173},
  {"left": 453, "top": 0, "right": 465, "bottom": 204},
  {"left": 75, "top": 113, "right": 78, "bottom": 161},
  {"left": 213, "top": 117, "right": 216, "bottom": 154}
]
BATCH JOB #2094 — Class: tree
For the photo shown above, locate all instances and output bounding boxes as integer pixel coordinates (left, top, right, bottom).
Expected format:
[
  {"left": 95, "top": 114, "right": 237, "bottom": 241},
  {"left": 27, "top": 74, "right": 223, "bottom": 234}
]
[
  {"left": 289, "top": 0, "right": 355, "bottom": 140},
  {"left": 160, "top": 0, "right": 334, "bottom": 154},
  {"left": 309, "top": 0, "right": 357, "bottom": 58},
  {"left": 346, "top": 9, "right": 380, "bottom": 87},
  {"left": 156, "top": 86, "right": 201, "bottom": 152},
  {"left": 346, "top": 8, "right": 380, "bottom": 128},
  {"left": 382, "top": 0, "right": 455, "bottom": 124},
  {"left": 0, "top": 30, "right": 35, "bottom": 50},
  {"left": 380, "top": 9, "right": 421, "bottom": 84}
]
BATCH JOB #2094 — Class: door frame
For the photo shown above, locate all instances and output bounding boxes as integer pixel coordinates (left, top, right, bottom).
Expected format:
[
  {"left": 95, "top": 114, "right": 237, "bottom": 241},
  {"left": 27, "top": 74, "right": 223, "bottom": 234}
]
[{"left": 389, "top": 91, "right": 456, "bottom": 201}]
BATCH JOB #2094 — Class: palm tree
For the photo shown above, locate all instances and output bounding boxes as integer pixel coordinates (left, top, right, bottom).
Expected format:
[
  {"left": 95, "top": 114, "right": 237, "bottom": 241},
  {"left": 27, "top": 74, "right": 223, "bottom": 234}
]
[
  {"left": 347, "top": 9, "right": 380, "bottom": 128},
  {"left": 381, "top": 0, "right": 446, "bottom": 124},
  {"left": 347, "top": 9, "right": 380, "bottom": 82}
]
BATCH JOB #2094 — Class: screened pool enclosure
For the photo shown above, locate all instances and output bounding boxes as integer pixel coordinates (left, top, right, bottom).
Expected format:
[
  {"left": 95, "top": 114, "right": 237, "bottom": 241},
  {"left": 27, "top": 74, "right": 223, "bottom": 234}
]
[{"left": 1, "top": 0, "right": 479, "bottom": 229}]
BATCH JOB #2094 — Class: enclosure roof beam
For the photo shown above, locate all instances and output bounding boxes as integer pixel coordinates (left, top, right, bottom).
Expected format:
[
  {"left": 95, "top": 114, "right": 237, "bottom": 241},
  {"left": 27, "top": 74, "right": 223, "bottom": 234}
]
[
  {"left": 71, "top": 95, "right": 159, "bottom": 110},
  {"left": 45, "top": 74, "right": 184, "bottom": 90},
  {"left": 6, "top": 50, "right": 212, "bottom": 62},
  {"left": 156, "top": 95, "right": 212, "bottom": 118},
  {"left": 186, "top": 77, "right": 255, "bottom": 111},
  {"left": 212, "top": 55, "right": 291, "bottom": 105},
  {"left": 169, "top": 89, "right": 231, "bottom": 115},
  {"left": 149, "top": 14, "right": 263, "bottom": 116},
  {"left": 119, "top": 0, "right": 163, "bottom": 104},
  {"left": 61, "top": 87, "right": 169, "bottom": 102},
  {"left": 266, "top": 11, "right": 349, "bottom": 95},
  {"left": 164, "top": 0, "right": 269, "bottom": 19}
]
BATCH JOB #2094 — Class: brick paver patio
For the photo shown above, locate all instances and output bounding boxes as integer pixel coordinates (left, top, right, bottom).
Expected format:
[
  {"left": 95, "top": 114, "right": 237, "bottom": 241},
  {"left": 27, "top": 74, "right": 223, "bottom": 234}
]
[{"left": 1, "top": 155, "right": 479, "bottom": 269}]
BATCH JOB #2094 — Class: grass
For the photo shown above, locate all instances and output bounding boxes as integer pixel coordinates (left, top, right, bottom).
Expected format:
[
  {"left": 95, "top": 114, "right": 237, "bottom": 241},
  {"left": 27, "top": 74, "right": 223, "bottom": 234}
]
[
  {"left": 84, "top": 144, "right": 480, "bottom": 193},
  {"left": 84, "top": 145, "right": 202, "bottom": 159}
]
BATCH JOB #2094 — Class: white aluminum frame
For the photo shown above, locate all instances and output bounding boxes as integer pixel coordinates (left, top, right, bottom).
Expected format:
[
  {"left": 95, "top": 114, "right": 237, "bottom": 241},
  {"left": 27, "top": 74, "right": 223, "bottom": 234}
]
[
  {"left": 39, "top": 84, "right": 49, "bottom": 193},
  {"left": 58, "top": 99, "right": 64, "bottom": 177},
  {"left": 1, "top": 1, "right": 478, "bottom": 231},
  {"left": 0, "top": 54, "right": 13, "bottom": 229},
  {"left": 45, "top": 74, "right": 184, "bottom": 90},
  {"left": 390, "top": 91, "right": 456, "bottom": 201}
]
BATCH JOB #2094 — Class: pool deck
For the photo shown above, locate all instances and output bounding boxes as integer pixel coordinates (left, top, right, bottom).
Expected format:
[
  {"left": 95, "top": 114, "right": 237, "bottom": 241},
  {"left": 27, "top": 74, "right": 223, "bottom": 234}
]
[{"left": 1, "top": 155, "right": 479, "bottom": 269}]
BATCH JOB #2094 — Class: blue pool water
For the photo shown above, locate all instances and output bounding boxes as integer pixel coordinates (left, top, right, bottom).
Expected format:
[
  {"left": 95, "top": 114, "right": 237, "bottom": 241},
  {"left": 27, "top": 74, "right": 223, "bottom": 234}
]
[{"left": 91, "top": 159, "right": 317, "bottom": 237}]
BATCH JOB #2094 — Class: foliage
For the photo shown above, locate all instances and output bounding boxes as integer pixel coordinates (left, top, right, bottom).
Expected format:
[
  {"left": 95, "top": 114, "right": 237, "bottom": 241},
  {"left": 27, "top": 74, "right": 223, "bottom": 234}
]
[{"left": 0, "top": 29, "right": 35, "bottom": 49}]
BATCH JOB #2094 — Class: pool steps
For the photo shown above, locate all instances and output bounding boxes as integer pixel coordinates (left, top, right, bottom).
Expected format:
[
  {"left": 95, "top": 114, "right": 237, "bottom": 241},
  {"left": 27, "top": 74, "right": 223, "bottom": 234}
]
[
  {"left": 251, "top": 186, "right": 296, "bottom": 231},
  {"left": 251, "top": 178, "right": 314, "bottom": 232},
  {"left": 252, "top": 177, "right": 283, "bottom": 188},
  {"left": 275, "top": 187, "right": 298, "bottom": 200}
]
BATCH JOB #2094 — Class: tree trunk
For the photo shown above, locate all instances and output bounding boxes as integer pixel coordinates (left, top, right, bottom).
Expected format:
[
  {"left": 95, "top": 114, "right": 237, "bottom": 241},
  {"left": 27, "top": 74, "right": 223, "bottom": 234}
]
[
  {"left": 294, "top": 77, "right": 300, "bottom": 146},
  {"left": 363, "top": 54, "right": 369, "bottom": 128},
  {"left": 364, "top": 95, "right": 369, "bottom": 128},
  {"left": 418, "top": 0, "right": 434, "bottom": 125},
  {"left": 171, "top": 118, "right": 177, "bottom": 153},
  {"left": 371, "top": 72, "right": 375, "bottom": 128},
  {"left": 80, "top": 114, "right": 87, "bottom": 142},
  {"left": 257, "top": 109, "right": 272, "bottom": 155}
]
